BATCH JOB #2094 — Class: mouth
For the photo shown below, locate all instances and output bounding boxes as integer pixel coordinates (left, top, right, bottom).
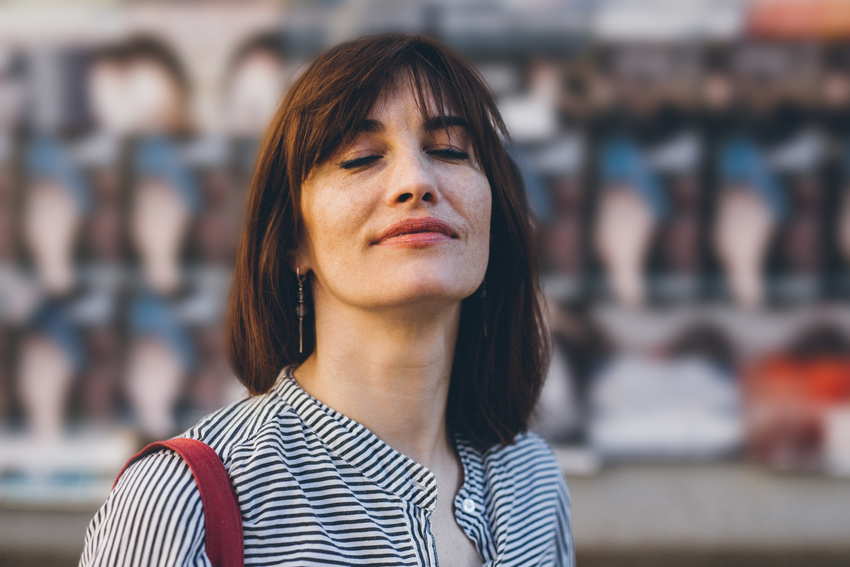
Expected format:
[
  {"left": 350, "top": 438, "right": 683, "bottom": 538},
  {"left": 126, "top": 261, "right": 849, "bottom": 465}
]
[{"left": 373, "top": 217, "right": 457, "bottom": 245}]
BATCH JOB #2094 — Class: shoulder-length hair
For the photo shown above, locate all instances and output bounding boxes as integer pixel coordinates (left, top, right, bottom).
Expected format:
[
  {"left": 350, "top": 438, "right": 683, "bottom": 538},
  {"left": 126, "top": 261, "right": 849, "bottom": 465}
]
[{"left": 226, "top": 33, "right": 549, "bottom": 448}]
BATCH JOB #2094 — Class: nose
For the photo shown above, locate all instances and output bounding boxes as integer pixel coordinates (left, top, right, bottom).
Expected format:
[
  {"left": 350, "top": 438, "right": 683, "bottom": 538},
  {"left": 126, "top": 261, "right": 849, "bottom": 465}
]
[{"left": 385, "top": 146, "right": 438, "bottom": 206}]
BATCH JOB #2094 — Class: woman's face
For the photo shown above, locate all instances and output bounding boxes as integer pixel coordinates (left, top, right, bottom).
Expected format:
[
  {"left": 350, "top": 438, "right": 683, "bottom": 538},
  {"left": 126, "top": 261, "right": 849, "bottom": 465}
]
[{"left": 294, "top": 79, "right": 492, "bottom": 312}]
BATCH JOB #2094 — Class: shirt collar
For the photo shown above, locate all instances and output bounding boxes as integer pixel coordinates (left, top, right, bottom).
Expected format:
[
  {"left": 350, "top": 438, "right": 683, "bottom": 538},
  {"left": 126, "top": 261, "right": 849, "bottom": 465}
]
[{"left": 274, "top": 365, "right": 488, "bottom": 512}]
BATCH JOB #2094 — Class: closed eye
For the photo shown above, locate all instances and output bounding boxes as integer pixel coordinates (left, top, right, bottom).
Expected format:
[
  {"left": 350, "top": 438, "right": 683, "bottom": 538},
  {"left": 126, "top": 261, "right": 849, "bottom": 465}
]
[
  {"left": 340, "top": 148, "right": 469, "bottom": 170},
  {"left": 339, "top": 155, "right": 383, "bottom": 170},
  {"left": 427, "top": 148, "right": 470, "bottom": 161}
]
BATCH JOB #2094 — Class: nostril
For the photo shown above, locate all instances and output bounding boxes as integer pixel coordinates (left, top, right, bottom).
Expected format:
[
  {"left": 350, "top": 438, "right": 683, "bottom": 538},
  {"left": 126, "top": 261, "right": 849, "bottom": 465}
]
[
  {"left": 398, "top": 193, "right": 413, "bottom": 203},
  {"left": 422, "top": 192, "right": 434, "bottom": 202}
]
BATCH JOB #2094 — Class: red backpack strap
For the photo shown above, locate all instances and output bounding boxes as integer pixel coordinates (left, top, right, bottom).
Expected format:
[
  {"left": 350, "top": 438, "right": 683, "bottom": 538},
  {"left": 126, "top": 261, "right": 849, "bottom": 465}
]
[{"left": 114, "top": 438, "right": 244, "bottom": 567}]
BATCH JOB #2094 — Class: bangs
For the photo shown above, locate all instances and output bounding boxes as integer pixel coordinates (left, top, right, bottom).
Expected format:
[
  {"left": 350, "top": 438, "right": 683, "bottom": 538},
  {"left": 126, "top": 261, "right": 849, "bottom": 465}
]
[{"left": 283, "top": 34, "right": 508, "bottom": 186}]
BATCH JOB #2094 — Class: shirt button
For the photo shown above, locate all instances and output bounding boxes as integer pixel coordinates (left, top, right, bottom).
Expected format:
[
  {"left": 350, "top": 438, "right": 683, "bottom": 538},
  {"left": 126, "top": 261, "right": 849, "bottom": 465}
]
[{"left": 462, "top": 498, "right": 476, "bottom": 514}]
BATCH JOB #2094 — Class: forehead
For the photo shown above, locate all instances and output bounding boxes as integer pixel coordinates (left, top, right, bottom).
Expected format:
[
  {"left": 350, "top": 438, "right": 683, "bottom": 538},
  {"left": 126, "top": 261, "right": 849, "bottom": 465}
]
[
  {"left": 365, "top": 72, "right": 462, "bottom": 125},
  {"left": 350, "top": 92, "right": 470, "bottom": 146}
]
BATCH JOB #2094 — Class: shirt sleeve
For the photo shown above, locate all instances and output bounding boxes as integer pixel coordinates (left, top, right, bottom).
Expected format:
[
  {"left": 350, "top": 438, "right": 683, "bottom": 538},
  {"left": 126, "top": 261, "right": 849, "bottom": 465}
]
[{"left": 79, "top": 450, "right": 210, "bottom": 567}]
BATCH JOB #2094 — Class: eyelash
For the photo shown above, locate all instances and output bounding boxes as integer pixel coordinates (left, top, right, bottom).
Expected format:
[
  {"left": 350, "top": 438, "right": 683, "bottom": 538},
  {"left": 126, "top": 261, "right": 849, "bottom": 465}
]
[{"left": 339, "top": 148, "right": 470, "bottom": 170}]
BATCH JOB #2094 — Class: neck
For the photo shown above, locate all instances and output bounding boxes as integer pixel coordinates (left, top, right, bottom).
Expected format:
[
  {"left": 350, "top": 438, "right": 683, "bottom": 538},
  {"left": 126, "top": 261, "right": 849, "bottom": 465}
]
[{"left": 293, "top": 294, "right": 461, "bottom": 470}]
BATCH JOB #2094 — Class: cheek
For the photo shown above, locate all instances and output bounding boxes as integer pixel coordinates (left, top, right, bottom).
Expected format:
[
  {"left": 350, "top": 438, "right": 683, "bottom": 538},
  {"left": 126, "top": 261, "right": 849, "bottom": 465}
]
[
  {"left": 300, "top": 186, "right": 373, "bottom": 270},
  {"left": 464, "top": 182, "right": 492, "bottom": 288},
  {"left": 456, "top": 174, "right": 492, "bottom": 243}
]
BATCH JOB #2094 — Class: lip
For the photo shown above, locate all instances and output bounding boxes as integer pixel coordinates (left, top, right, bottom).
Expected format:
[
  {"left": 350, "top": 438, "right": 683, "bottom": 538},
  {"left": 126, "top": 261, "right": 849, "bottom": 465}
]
[{"left": 373, "top": 217, "right": 457, "bottom": 245}]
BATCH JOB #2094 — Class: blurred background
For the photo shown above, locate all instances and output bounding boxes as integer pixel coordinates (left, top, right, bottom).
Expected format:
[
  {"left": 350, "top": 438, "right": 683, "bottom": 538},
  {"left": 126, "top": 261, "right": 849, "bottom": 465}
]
[{"left": 1, "top": 0, "right": 850, "bottom": 565}]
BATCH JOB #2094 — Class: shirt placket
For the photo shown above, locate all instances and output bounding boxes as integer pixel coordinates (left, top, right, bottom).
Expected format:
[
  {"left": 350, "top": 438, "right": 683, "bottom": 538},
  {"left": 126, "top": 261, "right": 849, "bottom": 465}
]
[
  {"left": 404, "top": 472, "right": 439, "bottom": 567},
  {"left": 454, "top": 434, "right": 495, "bottom": 564}
]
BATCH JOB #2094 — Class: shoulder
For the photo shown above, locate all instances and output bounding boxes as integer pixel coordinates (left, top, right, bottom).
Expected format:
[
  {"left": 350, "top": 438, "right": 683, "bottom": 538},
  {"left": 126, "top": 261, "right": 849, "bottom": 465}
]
[
  {"left": 80, "top": 450, "right": 206, "bottom": 566},
  {"left": 181, "top": 383, "right": 299, "bottom": 459},
  {"left": 182, "top": 385, "right": 321, "bottom": 484},
  {"left": 483, "top": 431, "right": 566, "bottom": 489},
  {"left": 479, "top": 431, "right": 571, "bottom": 516},
  {"left": 480, "top": 432, "right": 575, "bottom": 566},
  {"left": 80, "top": 384, "right": 302, "bottom": 567}
]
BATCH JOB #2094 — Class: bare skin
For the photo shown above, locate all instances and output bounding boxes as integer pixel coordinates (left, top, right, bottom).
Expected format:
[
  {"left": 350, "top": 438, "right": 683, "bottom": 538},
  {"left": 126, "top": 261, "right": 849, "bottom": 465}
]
[{"left": 293, "top": 78, "right": 488, "bottom": 566}]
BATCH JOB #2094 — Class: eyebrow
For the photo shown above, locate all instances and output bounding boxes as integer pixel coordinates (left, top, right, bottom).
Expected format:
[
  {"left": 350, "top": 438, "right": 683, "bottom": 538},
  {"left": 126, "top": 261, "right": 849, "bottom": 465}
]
[
  {"left": 353, "top": 115, "right": 471, "bottom": 135},
  {"left": 355, "top": 119, "right": 385, "bottom": 134},
  {"left": 424, "top": 115, "right": 471, "bottom": 133}
]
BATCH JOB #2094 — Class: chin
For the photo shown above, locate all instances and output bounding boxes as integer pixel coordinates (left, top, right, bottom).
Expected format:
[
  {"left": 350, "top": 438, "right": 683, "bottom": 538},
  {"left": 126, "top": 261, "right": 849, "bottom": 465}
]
[
  {"left": 377, "top": 267, "right": 482, "bottom": 307},
  {"left": 321, "top": 252, "right": 488, "bottom": 311}
]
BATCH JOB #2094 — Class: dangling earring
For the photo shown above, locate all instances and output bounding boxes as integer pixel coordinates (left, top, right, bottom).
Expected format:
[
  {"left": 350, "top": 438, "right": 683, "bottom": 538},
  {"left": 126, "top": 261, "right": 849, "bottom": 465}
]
[
  {"left": 481, "top": 279, "right": 488, "bottom": 338},
  {"left": 297, "top": 268, "right": 308, "bottom": 354}
]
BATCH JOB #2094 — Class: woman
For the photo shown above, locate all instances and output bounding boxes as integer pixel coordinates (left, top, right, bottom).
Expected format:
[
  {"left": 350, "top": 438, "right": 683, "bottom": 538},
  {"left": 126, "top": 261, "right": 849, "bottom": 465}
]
[{"left": 81, "top": 33, "right": 574, "bottom": 567}]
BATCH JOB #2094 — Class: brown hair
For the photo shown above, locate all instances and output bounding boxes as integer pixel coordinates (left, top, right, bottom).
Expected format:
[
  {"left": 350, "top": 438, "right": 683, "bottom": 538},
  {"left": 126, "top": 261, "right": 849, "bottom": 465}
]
[{"left": 225, "top": 33, "right": 549, "bottom": 448}]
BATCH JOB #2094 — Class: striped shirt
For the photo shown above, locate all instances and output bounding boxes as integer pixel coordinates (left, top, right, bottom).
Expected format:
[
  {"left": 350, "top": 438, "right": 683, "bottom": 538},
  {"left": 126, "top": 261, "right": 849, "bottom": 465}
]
[{"left": 80, "top": 366, "right": 575, "bottom": 566}]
